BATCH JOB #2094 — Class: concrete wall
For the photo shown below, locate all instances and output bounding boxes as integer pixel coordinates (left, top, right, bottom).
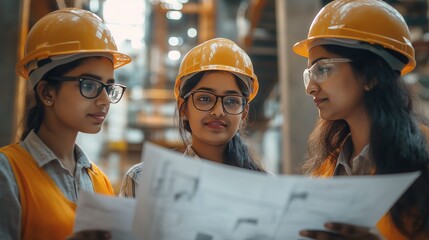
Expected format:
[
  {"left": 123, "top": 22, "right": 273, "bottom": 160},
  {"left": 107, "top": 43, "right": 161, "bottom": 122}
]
[{"left": 276, "top": 0, "right": 321, "bottom": 174}]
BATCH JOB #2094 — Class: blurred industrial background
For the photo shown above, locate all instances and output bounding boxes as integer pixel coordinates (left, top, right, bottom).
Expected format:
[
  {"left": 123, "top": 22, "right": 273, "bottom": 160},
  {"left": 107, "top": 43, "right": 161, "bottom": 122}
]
[{"left": 2, "top": 0, "right": 429, "bottom": 192}]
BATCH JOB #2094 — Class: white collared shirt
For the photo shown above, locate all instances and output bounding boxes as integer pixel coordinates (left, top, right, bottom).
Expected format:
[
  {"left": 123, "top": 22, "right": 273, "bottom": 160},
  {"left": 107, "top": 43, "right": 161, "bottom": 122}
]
[{"left": 334, "top": 135, "right": 374, "bottom": 176}]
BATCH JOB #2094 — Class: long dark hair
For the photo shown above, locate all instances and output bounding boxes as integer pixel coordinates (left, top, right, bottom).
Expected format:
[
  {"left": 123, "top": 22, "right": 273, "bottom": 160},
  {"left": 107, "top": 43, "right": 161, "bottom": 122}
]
[
  {"left": 20, "top": 58, "right": 89, "bottom": 140},
  {"left": 177, "top": 71, "right": 266, "bottom": 172},
  {"left": 304, "top": 45, "right": 429, "bottom": 237}
]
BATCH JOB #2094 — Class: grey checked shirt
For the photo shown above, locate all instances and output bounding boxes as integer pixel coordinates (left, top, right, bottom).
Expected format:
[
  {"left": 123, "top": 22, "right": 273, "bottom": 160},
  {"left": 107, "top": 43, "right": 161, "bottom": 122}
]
[{"left": 119, "top": 145, "right": 199, "bottom": 198}]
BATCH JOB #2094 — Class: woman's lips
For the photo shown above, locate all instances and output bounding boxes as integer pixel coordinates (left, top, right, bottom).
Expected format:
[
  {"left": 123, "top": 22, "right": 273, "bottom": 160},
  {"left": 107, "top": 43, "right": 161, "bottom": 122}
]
[
  {"left": 205, "top": 120, "right": 227, "bottom": 129},
  {"left": 88, "top": 112, "right": 106, "bottom": 123},
  {"left": 314, "top": 97, "right": 328, "bottom": 106}
]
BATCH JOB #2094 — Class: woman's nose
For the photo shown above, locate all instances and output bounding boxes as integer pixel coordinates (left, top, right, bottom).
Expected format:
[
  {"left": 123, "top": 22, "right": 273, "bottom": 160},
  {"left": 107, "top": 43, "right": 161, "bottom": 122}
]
[
  {"left": 210, "top": 98, "right": 225, "bottom": 117},
  {"left": 305, "top": 78, "right": 320, "bottom": 96},
  {"left": 95, "top": 87, "right": 111, "bottom": 106}
]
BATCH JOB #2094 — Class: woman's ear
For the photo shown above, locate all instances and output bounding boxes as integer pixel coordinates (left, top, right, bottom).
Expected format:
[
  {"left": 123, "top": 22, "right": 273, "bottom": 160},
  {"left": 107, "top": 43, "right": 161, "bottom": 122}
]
[
  {"left": 36, "top": 81, "right": 55, "bottom": 106},
  {"left": 178, "top": 100, "right": 188, "bottom": 121},
  {"left": 364, "top": 78, "right": 378, "bottom": 91}
]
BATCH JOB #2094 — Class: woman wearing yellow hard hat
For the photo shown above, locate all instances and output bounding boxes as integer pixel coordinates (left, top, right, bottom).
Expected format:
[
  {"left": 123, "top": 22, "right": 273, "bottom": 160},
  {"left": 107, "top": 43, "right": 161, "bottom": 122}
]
[
  {"left": 0, "top": 8, "right": 130, "bottom": 240},
  {"left": 293, "top": 0, "right": 429, "bottom": 239},
  {"left": 120, "top": 37, "right": 267, "bottom": 198}
]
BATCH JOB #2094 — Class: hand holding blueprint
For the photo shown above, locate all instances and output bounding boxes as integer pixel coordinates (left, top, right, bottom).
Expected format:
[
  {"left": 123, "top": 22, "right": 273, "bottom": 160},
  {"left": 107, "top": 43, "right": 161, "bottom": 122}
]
[
  {"left": 73, "top": 191, "right": 137, "bottom": 240},
  {"left": 73, "top": 142, "right": 419, "bottom": 240}
]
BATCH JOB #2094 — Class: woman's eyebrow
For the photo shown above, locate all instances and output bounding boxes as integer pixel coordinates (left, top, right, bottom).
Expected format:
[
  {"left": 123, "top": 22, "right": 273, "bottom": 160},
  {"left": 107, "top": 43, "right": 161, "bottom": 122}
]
[
  {"left": 310, "top": 57, "right": 328, "bottom": 66},
  {"left": 195, "top": 87, "right": 214, "bottom": 92},
  {"left": 195, "top": 87, "right": 241, "bottom": 95},
  {"left": 80, "top": 73, "right": 115, "bottom": 83},
  {"left": 224, "top": 90, "right": 241, "bottom": 95}
]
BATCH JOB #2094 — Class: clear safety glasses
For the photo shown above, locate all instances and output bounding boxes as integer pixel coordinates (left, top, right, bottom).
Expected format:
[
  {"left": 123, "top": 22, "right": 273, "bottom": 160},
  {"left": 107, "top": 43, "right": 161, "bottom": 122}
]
[{"left": 303, "top": 58, "right": 353, "bottom": 88}]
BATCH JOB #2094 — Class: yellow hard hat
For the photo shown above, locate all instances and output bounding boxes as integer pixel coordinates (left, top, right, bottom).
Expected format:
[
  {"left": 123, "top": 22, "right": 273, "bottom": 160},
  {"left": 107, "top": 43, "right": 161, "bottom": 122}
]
[
  {"left": 16, "top": 8, "right": 131, "bottom": 80},
  {"left": 293, "top": 0, "right": 415, "bottom": 75},
  {"left": 174, "top": 38, "right": 259, "bottom": 102}
]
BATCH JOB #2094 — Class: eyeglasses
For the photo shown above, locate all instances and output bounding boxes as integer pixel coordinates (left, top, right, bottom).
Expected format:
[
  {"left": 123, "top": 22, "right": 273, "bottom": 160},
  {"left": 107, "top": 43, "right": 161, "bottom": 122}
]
[
  {"left": 183, "top": 91, "right": 248, "bottom": 115},
  {"left": 303, "top": 58, "right": 353, "bottom": 88},
  {"left": 46, "top": 76, "right": 126, "bottom": 103}
]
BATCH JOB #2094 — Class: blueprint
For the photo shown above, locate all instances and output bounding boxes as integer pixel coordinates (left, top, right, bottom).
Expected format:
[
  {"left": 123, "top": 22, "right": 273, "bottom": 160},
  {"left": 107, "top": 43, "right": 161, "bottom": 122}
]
[
  {"left": 73, "top": 142, "right": 419, "bottom": 240},
  {"left": 131, "top": 142, "right": 420, "bottom": 240}
]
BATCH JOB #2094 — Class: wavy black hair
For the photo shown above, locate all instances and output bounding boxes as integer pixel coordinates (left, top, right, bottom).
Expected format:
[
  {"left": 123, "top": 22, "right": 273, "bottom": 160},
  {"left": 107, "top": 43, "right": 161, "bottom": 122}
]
[{"left": 303, "top": 45, "right": 429, "bottom": 238}]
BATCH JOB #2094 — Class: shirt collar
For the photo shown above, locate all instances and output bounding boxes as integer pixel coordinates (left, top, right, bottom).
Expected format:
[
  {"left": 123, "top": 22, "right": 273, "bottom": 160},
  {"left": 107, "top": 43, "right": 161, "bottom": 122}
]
[
  {"left": 74, "top": 144, "right": 92, "bottom": 169},
  {"left": 183, "top": 145, "right": 201, "bottom": 160},
  {"left": 335, "top": 135, "right": 371, "bottom": 175},
  {"left": 21, "top": 130, "right": 92, "bottom": 169}
]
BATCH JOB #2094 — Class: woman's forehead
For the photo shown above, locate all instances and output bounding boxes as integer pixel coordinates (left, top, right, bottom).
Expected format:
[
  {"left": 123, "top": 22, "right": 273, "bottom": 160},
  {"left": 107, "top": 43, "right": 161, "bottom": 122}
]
[
  {"left": 194, "top": 72, "right": 241, "bottom": 93},
  {"left": 308, "top": 46, "right": 343, "bottom": 61}
]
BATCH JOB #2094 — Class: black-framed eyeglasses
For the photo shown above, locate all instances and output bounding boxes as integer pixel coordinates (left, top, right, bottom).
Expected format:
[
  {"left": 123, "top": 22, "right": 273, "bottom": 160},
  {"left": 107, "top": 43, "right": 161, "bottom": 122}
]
[
  {"left": 46, "top": 76, "right": 126, "bottom": 103},
  {"left": 183, "top": 90, "right": 248, "bottom": 115}
]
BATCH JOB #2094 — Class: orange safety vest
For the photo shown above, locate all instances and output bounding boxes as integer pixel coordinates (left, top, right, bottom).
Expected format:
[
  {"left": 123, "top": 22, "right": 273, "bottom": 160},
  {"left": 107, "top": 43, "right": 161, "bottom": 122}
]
[
  {"left": 0, "top": 143, "right": 114, "bottom": 240},
  {"left": 312, "top": 156, "right": 409, "bottom": 240}
]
